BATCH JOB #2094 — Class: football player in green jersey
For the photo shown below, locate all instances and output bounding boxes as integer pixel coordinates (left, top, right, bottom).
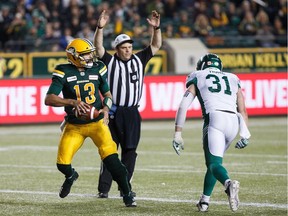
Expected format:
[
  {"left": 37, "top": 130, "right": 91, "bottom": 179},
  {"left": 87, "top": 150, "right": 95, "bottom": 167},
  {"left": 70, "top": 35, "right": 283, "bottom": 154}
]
[{"left": 44, "top": 38, "right": 136, "bottom": 207}]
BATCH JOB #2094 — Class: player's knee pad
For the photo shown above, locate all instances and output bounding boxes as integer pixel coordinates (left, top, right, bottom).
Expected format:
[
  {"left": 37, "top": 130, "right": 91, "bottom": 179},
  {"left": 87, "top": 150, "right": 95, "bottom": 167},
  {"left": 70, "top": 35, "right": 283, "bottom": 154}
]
[
  {"left": 206, "top": 154, "right": 222, "bottom": 170},
  {"left": 103, "top": 153, "right": 128, "bottom": 180},
  {"left": 208, "top": 162, "right": 220, "bottom": 172}
]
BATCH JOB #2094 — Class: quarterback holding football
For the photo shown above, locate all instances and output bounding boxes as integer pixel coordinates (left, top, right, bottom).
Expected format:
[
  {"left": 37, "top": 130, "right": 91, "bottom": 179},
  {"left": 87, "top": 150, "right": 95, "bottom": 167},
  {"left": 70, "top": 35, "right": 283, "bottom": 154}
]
[{"left": 44, "top": 38, "right": 136, "bottom": 207}]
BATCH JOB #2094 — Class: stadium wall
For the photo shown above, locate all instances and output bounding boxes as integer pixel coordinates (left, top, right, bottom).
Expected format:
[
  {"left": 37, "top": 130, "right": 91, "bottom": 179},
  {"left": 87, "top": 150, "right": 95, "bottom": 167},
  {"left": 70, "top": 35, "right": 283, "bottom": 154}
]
[{"left": 0, "top": 47, "right": 287, "bottom": 78}]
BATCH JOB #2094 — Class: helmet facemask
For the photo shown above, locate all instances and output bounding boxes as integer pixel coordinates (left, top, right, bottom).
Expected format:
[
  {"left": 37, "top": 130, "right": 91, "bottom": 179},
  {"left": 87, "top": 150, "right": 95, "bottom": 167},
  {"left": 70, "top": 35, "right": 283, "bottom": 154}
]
[
  {"left": 66, "top": 38, "right": 97, "bottom": 69},
  {"left": 78, "top": 51, "right": 96, "bottom": 68}
]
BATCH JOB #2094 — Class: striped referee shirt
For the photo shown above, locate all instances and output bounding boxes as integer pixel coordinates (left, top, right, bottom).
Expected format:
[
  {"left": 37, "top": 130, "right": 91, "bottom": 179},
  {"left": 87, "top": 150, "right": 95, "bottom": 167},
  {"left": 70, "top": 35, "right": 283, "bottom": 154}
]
[{"left": 100, "top": 47, "right": 153, "bottom": 107}]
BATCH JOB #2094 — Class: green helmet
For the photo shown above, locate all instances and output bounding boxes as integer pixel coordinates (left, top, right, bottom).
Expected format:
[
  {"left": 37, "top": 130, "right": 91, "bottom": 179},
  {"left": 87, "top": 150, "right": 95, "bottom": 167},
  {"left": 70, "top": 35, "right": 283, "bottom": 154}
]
[{"left": 196, "top": 53, "right": 222, "bottom": 71}]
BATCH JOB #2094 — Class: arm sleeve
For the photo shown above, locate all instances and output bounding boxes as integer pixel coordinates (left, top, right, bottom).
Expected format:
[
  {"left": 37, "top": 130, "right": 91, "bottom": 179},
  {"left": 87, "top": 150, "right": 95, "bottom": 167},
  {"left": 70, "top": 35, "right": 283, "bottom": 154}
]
[
  {"left": 98, "top": 62, "right": 110, "bottom": 94},
  {"left": 236, "top": 112, "right": 251, "bottom": 139},
  {"left": 46, "top": 77, "right": 63, "bottom": 95},
  {"left": 99, "top": 80, "right": 110, "bottom": 95},
  {"left": 175, "top": 91, "right": 195, "bottom": 128}
]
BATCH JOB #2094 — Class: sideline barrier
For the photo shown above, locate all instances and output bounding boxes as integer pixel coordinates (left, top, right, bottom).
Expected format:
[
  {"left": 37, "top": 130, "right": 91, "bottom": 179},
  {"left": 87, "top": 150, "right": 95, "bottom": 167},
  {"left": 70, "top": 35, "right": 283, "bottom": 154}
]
[{"left": 0, "top": 73, "right": 286, "bottom": 125}]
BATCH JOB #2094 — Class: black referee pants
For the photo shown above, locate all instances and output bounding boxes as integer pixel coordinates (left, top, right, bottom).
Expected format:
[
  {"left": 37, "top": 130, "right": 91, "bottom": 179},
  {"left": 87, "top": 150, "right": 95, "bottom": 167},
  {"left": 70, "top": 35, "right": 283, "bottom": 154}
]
[{"left": 98, "top": 106, "right": 141, "bottom": 193}]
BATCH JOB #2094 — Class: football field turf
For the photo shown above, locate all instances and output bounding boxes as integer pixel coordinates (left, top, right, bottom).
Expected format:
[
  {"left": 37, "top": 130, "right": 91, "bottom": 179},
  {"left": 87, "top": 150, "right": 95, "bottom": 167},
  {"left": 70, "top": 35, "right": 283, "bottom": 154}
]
[{"left": 0, "top": 116, "right": 287, "bottom": 216}]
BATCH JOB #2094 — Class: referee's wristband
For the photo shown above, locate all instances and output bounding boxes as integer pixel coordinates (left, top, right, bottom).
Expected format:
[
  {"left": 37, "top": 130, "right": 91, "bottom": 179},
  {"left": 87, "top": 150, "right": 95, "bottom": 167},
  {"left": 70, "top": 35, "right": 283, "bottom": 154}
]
[{"left": 154, "top": 26, "right": 160, "bottom": 30}]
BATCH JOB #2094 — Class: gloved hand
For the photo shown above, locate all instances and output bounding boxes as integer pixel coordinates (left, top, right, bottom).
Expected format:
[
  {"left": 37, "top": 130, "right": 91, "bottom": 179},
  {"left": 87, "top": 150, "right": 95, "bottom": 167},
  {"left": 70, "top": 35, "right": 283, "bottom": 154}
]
[
  {"left": 172, "top": 131, "right": 184, "bottom": 155},
  {"left": 235, "top": 138, "right": 249, "bottom": 149}
]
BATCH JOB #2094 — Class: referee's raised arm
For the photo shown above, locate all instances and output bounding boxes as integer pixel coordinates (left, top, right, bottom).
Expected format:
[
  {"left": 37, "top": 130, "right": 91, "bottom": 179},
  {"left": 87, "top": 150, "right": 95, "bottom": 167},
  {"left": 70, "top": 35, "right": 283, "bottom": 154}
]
[
  {"left": 93, "top": 10, "right": 108, "bottom": 59},
  {"left": 147, "top": 10, "right": 162, "bottom": 55}
]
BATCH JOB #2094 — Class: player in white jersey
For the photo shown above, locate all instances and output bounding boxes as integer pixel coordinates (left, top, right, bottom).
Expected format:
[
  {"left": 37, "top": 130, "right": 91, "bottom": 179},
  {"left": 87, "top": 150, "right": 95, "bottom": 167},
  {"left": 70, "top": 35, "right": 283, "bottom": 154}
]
[{"left": 172, "top": 53, "right": 251, "bottom": 212}]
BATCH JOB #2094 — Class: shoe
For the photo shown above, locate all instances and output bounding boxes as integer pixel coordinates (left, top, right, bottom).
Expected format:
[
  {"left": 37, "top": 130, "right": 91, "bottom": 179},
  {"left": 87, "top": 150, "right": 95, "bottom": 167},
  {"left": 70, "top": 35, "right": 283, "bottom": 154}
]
[
  {"left": 123, "top": 192, "right": 137, "bottom": 207},
  {"left": 97, "top": 192, "right": 108, "bottom": 198},
  {"left": 225, "top": 180, "right": 240, "bottom": 212},
  {"left": 196, "top": 194, "right": 209, "bottom": 212},
  {"left": 196, "top": 200, "right": 209, "bottom": 212},
  {"left": 59, "top": 170, "right": 79, "bottom": 198},
  {"left": 120, "top": 190, "right": 136, "bottom": 197}
]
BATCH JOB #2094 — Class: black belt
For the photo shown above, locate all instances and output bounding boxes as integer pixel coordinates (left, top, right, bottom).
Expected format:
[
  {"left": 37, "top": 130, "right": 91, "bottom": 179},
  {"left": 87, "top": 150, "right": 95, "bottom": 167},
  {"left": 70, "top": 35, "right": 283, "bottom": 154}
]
[{"left": 217, "top": 109, "right": 236, "bottom": 114}]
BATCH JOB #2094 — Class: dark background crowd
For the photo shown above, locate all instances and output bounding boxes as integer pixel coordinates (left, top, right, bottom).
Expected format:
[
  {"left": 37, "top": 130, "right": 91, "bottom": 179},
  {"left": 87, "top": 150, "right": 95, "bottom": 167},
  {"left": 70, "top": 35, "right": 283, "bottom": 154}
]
[{"left": 0, "top": 0, "right": 287, "bottom": 52}]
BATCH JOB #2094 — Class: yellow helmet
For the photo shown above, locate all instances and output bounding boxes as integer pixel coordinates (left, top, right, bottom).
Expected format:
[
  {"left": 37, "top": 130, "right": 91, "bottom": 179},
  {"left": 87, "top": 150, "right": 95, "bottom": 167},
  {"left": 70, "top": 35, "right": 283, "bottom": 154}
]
[{"left": 66, "top": 38, "right": 96, "bottom": 68}]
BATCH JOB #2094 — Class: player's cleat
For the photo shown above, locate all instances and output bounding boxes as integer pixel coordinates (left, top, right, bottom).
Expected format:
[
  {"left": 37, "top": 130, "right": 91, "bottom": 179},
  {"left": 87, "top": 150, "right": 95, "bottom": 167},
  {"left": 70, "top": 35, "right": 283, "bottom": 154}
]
[
  {"left": 120, "top": 190, "right": 136, "bottom": 198},
  {"left": 123, "top": 192, "right": 137, "bottom": 207},
  {"left": 225, "top": 180, "right": 240, "bottom": 212},
  {"left": 59, "top": 170, "right": 79, "bottom": 198},
  {"left": 97, "top": 192, "right": 108, "bottom": 198},
  {"left": 196, "top": 200, "right": 209, "bottom": 212}
]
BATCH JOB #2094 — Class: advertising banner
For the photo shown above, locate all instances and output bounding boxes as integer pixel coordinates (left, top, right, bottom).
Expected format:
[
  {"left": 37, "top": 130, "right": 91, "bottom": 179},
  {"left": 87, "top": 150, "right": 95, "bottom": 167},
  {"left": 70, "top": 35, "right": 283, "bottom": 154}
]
[
  {"left": 0, "top": 73, "right": 287, "bottom": 124},
  {"left": 1, "top": 47, "right": 287, "bottom": 78},
  {"left": 0, "top": 51, "right": 167, "bottom": 78},
  {"left": 29, "top": 50, "right": 167, "bottom": 76},
  {"left": 210, "top": 47, "right": 288, "bottom": 73},
  {"left": 0, "top": 53, "right": 28, "bottom": 78}
]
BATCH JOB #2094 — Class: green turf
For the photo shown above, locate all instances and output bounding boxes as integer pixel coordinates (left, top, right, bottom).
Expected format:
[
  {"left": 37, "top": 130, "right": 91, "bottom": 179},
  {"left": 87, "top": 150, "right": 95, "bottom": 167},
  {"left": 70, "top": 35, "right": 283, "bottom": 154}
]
[{"left": 0, "top": 117, "right": 287, "bottom": 216}]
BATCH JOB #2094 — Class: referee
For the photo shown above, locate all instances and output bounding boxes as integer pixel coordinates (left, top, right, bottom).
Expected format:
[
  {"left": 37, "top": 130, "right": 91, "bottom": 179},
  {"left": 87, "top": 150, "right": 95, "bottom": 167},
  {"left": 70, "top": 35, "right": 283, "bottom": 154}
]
[{"left": 94, "top": 10, "right": 162, "bottom": 198}]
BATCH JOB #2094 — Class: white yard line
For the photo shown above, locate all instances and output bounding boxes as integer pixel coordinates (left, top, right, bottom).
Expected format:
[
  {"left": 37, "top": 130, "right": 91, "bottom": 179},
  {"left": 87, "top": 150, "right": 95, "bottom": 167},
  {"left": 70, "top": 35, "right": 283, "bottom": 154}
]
[
  {"left": 0, "top": 145, "right": 287, "bottom": 159},
  {"left": 0, "top": 189, "right": 286, "bottom": 209},
  {"left": 0, "top": 164, "right": 286, "bottom": 177}
]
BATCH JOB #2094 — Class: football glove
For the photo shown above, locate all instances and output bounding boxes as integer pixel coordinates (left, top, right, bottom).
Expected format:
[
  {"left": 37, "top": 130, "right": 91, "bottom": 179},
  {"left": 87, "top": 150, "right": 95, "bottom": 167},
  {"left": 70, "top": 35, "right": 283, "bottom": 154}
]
[
  {"left": 235, "top": 138, "right": 249, "bottom": 149},
  {"left": 172, "top": 132, "right": 184, "bottom": 155}
]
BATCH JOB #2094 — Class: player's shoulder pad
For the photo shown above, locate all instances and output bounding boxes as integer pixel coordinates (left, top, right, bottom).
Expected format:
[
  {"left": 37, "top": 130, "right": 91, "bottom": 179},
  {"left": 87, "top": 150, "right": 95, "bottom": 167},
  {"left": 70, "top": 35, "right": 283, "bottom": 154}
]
[
  {"left": 228, "top": 72, "right": 241, "bottom": 87},
  {"left": 95, "top": 60, "right": 107, "bottom": 77},
  {"left": 186, "top": 71, "right": 197, "bottom": 88},
  {"left": 52, "top": 64, "right": 72, "bottom": 78},
  {"left": 224, "top": 70, "right": 239, "bottom": 80}
]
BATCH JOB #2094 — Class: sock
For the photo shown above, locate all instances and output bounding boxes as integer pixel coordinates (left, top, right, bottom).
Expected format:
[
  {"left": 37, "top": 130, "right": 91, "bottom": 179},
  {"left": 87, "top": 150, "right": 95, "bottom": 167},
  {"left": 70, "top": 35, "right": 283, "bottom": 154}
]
[
  {"left": 201, "top": 194, "right": 210, "bottom": 203},
  {"left": 57, "top": 164, "right": 73, "bottom": 178},
  {"left": 121, "top": 149, "right": 137, "bottom": 183},
  {"left": 103, "top": 154, "right": 130, "bottom": 195},
  {"left": 203, "top": 169, "right": 217, "bottom": 196},
  {"left": 224, "top": 179, "right": 231, "bottom": 189}
]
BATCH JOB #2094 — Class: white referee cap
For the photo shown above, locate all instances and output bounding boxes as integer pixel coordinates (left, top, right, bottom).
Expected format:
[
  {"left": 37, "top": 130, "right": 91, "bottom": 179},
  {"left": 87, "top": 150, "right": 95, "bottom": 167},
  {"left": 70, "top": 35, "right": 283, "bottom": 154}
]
[{"left": 114, "top": 34, "right": 134, "bottom": 47}]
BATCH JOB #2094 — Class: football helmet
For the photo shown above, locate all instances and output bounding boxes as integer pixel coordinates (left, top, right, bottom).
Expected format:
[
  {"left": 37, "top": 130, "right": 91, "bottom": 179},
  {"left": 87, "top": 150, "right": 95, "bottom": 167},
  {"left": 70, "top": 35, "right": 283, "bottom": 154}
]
[
  {"left": 196, "top": 53, "right": 223, "bottom": 71},
  {"left": 66, "top": 38, "right": 96, "bottom": 68}
]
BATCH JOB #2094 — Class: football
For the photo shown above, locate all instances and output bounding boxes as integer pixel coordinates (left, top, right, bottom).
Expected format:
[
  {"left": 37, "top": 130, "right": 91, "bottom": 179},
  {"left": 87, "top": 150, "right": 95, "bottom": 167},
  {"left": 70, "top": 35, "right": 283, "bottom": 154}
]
[{"left": 74, "top": 105, "right": 100, "bottom": 120}]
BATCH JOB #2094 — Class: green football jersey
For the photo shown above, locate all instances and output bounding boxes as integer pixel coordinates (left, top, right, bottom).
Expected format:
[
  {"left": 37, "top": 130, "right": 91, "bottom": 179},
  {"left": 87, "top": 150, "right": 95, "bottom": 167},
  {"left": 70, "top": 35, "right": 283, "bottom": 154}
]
[{"left": 46, "top": 61, "right": 109, "bottom": 124}]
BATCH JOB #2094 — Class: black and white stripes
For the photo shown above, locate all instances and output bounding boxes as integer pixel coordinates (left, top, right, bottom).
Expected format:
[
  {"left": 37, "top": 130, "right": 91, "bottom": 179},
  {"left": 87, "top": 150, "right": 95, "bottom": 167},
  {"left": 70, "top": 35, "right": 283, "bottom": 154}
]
[{"left": 107, "top": 55, "right": 144, "bottom": 107}]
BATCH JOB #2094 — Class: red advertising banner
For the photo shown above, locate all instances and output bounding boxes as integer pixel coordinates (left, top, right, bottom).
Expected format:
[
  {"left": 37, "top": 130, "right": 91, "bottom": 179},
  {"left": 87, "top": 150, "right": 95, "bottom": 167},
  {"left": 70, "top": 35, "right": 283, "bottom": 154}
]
[{"left": 0, "top": 73, "right": 287, "bottom": 124}]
